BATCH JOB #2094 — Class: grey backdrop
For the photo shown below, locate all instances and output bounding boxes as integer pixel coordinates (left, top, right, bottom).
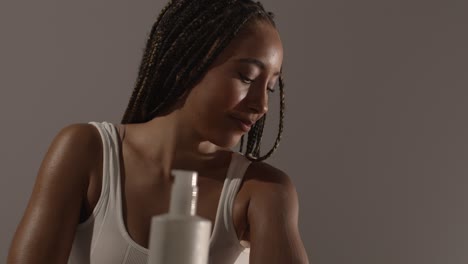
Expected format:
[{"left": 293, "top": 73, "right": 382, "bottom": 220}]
[{"left": 2, "top": 0, "right": 468, "bottom": 263}]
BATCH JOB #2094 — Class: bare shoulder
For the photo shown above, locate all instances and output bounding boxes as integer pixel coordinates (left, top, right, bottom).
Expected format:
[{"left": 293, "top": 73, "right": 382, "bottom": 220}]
[
  {"left": 48, "top": 123, "right": 102, "bottom": 166},
  {"left": 32, "top": 122, "right": 104, "bottom": 201},
  {"left": 52, "top": 123, "right": 101, "bottom": 152},
  {"left": 243, "top": 160, "right": 297, "bottom": 197},
  {"left": 43, "top": 123, "right": 103, "bottom": 178},
  {"left": 243, "top": 160, "right": 299, "bottom": 224},
  {"left": 6, "top": 123, "right": 103, "bottom": 263},
  {"left": 243, "top": 161, "right": 309, "bottom": 263}
]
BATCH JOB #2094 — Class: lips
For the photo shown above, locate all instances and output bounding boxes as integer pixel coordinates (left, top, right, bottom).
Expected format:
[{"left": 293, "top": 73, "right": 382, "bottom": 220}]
[{"left": 230, "top": 116, "right": 254, "bottom": 132}]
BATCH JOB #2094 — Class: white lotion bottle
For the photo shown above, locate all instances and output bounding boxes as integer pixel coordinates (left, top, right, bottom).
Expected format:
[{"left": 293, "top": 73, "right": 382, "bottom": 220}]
[{"left": 147, "top": 170, "right": 212, "bottom": 264}]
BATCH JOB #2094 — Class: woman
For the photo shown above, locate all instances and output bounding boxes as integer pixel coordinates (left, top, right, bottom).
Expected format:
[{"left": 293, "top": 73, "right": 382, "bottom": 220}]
[{"left": 7, "top": 0, "right": 309, "bottom": 263}]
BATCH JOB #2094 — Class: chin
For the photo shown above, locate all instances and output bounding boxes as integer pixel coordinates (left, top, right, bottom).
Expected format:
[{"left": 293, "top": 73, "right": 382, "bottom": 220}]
[{"left": 208, "top": 131, "right": 243, "bottom": 149}]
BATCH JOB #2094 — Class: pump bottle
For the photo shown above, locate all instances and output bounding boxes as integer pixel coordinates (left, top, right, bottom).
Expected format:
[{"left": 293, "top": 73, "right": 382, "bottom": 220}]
[{"left": 147, "top": 170, "right": 212, "bottom": 264}]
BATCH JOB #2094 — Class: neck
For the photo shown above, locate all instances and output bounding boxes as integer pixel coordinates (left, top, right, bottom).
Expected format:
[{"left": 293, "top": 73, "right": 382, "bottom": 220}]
[{"left": 125, "top": 110, "right": 228, "bottom": 178}]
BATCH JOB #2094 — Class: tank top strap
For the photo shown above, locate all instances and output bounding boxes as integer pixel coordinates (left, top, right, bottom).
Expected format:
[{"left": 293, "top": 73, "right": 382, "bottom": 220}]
[
  {"left": 87, "top": 121, "right": 121, "bottom": 211},
  {"left": 209, "top": 151, "right": 252, "bottom": 263},
  {"left": 221, "top": 151, "right": 252, "bottom": 241}
]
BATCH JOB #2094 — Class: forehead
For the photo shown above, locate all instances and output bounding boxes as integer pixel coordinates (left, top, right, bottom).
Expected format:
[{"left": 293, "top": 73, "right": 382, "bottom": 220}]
[{"left": 214, "top": 20, "right": 283, "bottom": 69}]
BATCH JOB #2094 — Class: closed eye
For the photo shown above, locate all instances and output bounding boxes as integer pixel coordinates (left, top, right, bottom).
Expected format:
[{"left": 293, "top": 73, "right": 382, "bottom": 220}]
[
  {"left": 266, "top": 78, "right": 277, "bottom": 93},
  {"left": 238, "top": 73, "right": 276, "bottom": 93},
  {"left": 238, "top": 73, "right": 254, "bottom": 84}
]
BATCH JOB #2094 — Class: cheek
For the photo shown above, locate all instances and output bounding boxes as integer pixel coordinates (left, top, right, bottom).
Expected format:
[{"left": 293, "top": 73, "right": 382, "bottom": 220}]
[
  {"left": 184, "top": 78, "right": 249, "bottom": 143},
  {"left": 198, "top": 77, "right": 246, "bottom": 112}
]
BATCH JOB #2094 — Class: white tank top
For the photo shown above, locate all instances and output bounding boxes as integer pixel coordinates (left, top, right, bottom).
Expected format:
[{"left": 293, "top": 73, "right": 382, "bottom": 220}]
[{"left": 67, "top": 121, "right": 251, "bottom": 264}]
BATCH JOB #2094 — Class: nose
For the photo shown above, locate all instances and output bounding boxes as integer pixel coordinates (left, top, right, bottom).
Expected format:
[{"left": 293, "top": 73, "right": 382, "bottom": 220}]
[{"left": 246, "top": 85, "right": 269, "bottom": 115}]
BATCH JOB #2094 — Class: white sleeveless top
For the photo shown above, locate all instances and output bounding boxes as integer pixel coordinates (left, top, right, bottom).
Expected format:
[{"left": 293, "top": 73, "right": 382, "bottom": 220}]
[{"left": 67, "top": 121, "right": 251, "bottom": 264}]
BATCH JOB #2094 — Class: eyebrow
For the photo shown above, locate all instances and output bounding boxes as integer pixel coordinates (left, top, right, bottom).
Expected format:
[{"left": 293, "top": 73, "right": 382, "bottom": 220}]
[{"left": 236, "top": 58, "right": 281, "bottom": 76}]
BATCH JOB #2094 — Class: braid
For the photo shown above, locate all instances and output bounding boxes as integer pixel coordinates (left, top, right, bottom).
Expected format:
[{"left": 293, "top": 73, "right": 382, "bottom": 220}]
[
  {"left": 121, "top": 0, "right": 285, "bottom": 162},
  {"left": 239, "top": 133, "right": 245, "bottom": 153},
  {"left": 145, "top": 4, "right": 249, "bottom": 118},
  {"left": 122, "top": 0, "right": 182, "bottom": 123},
  {"left": 246, "top": 115, "right": 263, "bottom": 154},
  {"left": 253, "top": 114, "right": 266, "bottom": 156},
  {"left": 244, "top": 75, "right": 285, "bottom": 162}
]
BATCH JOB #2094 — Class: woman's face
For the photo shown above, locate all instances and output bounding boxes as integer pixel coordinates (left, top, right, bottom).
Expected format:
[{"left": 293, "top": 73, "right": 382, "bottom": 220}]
[{"left": 181, "top": 19, "right": 284, "bottom": 148}]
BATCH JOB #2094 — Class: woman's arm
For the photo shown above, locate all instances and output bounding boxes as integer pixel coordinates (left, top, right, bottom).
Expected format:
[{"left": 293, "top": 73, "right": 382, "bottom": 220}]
[
  {"left": 247, "top": 163, "right": 310, "bottom": 264},
  {"left": 7, "top": 124, "right": 101, "bottom": 264}
]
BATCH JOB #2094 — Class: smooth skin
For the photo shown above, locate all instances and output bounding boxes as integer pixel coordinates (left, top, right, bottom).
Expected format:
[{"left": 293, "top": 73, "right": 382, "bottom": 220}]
[{"left": 8, "top": 20, "right": 309, "bottom": 264}]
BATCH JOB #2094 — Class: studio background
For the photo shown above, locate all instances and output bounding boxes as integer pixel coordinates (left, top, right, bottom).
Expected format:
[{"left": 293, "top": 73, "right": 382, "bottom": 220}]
[{"left": 1, "top": 0, "right": 468, "bottom": 263}]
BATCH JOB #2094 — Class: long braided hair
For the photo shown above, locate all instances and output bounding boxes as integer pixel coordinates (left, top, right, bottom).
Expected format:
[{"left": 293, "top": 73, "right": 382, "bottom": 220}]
[{"left": 121, "top": 0, "right": 285, "bottom": 162}]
